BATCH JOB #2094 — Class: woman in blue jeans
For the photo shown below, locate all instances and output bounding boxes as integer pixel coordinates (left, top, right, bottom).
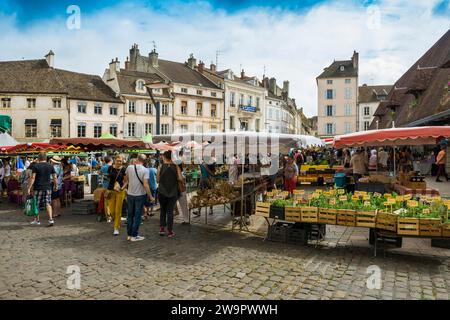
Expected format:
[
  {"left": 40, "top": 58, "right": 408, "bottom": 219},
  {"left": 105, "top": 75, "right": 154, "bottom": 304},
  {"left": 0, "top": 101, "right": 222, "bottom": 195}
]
[{"left": 157, "top": 151, "right": 183, "bottom": 238}]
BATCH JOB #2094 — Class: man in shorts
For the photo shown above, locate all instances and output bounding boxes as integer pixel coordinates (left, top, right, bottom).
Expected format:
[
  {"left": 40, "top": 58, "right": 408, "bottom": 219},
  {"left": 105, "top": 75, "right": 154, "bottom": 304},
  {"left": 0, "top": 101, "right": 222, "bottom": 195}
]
[{"left": 28, "top": 152, "right": 58, "bottom": 226}]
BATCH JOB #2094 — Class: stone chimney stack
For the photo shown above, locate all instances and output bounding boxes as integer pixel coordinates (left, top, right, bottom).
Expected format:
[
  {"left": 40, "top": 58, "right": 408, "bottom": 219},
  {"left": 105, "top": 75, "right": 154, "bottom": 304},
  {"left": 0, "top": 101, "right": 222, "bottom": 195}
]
[
  {"left": 282, "top": 80, "right": 289, "bottom": 97},
  {"left": 129, "top": 43, "right": 140, "bottom": 71},
  {"left": 198, "top": 61, "right": 205, "bottom": 73},
  {"left": 109, "top": 57, "right": 120, "bottom": 79},
  {"left": 269, "top": 77, "right": 276, "bottom": 94},
  {"left": 45, "top": 50, "right": 55, "bottom": 68},
  {"left": 241, "top": 69, "right": 245, "bottom": 79},
  {"left": 187, "top": 54, "right": 197, "bottom": 69},
  {"left": 352, "top": 50, "right": 359, "bottom": 71},
  {"left": 149, "top": 49, "right": 158, "bottom": 68},
  {"left": 210, "top": 63, "right": 216, "bottom": 73},
  {"left": 125, "top": 56, "right": 130, "bottom": 70}
]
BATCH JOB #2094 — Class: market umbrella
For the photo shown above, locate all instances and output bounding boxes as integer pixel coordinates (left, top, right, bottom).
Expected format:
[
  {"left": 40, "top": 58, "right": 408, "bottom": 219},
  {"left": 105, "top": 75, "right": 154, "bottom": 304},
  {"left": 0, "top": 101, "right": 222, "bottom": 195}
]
[
  {"left": 100, "top": 132, "right": 116, "bottom": 139},
  {"left": 142, "top": 133, "right": 153, "bottom": 144},
  {"left": 0, "top": 132, "right": 19, "bottom": 147}
]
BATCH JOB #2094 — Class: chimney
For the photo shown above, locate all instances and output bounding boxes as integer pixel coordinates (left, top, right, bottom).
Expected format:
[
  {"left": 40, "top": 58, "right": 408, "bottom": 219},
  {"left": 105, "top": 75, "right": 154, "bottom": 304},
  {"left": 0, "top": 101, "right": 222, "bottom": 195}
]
[
  {"left": 352, "top": 50, "right": 359, "bottom": 71},
  {"left": 241, "top": 69, "right": 245, "bottom": 79},
  {"left": 129, "top": 43, "right": 140, "bottom": 70},
  {"left": 45, "top": 50, "right": 55, "bottom": 68},
  {"left": 109, "top": 58, "right": 120, "bottom": 79},
  {"left": 282, "top": 80, "right": 289, "bottom": 97},
  {"left": 149, "top": 49, "right": 158, "bottom": 68},
  {"left": 198, "top": 60, "right": 205, "bottom": 73},
  {"left": 187, "top": 54, "right": 197, "bottom": 69},
  {"left": 210, "top": 63, "right": 216, "bottom": 73},
  {"left": 125, "top": 56, "right": 130, "bottom": 70},
  {"left": 269, "top": 77, "right": 276, "bottom": 94}
]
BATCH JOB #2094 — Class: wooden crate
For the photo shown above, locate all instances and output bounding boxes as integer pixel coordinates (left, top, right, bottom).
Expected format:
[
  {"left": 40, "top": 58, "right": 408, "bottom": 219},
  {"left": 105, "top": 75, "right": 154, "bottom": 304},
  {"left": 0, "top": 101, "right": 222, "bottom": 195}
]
[
  {"left": 442, "top": 224, "right": 450, "bottom": 237},
  {"left": 255, "top": 202, "right": 270, "bottom": 218},
  {"left": 300, "top": 206, "right": 319, "bottom": 223},
  {"left": 397, "top": 217, "right": 420, "bottom": 236},
  {"left": 419, "top": 218, "right": 442, "bottom": 237},
  {"left": 376, "top": 212, "right": 397, "bottom": 232},
  {"left": 337, "top": 209, "right": 356, "bottom": 227},
  {"left": 356, "top": 210, "right": 377, "bottom": 228},
  {"left": 285, "top": 206, "right": 302, "bottom": 222},
  {"left": 318, "top": 208, "right": 337, "bottom": 225}
]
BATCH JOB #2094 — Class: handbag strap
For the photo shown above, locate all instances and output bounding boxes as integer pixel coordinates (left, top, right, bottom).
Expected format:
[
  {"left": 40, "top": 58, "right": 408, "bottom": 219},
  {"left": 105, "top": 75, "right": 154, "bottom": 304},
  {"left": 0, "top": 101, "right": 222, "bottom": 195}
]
[{"left": 134, "top": 165, "right": 144, "bottom": 186}]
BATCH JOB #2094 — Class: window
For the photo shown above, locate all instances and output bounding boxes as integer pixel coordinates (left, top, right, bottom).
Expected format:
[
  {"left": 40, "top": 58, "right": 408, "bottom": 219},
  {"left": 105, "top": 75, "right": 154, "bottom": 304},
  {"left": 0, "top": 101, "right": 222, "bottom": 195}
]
[
  {"left": 256, "top": 97, "right": 260, "bottom": 109},
  {"left": 77, "top": 123, "right": 86, "bottom": 137},
  {"left": 93, "top": 123, "right": 102, "bottom": 138},
  {"left": 24, "top": 119, "right": 37, "bottom": 137},
  {"left": 327, "top": 80, "right": 333, "bottom": 85},
  {"left": 345, "top": 79, "right": 351, "bottom": 84},
  {"left": 110, "top": 105, "right": 118, "bottom": 116},
  {"left": 276, "top": 110, "right": 280, "bottom": 121},
  {"left": 145, "top": 123, "right": 153, "bottom": 135},
  {"left": 109, "top": 123, "right": 118, "bottom": 137},
  {"left": 77, "top": 102, "right": 86, "bottom": 113},
  {"left": 326, "top": 105, "right": 333, "bottom": 117},
  {"left": 340, "top": 65, "right": 345, "bottom": 71},
  {"left": 137, "top": 80, "right": 145, "bottom": 91},
  {"left": 52, "top": 98, "right": 61, "bottom": 108},
  {"left": 196, "top": 103, "right": 203, "bottom": 116},
  {"left": 197, "top": 90, "right": 203, "bottom": 95},
  {"left": 50, "top": 119, "right": 62, "bottom": 137},
  {"left": 181, "top": 101, "right": 187, "bottom": 115},
  {"left": 94, "top": 103, "right": 102, "bottom": 115},
  {"left": 181, "top": 88, "right": 188, "bottom": 94},
  {"left": 230, "top": 116, "right": 235, "bottom": 130},
  {"left": 211, "top": 92, "right": 217, "bottom": 97},
  {"left": 364, "top": 121, "right": 370, "bottom": 131},
  {"left": 128, "top": 101, "right": 136, "bottom": 113},
  {"left": 145, "top": 103, "right": 153, "bottom": 115},
  {"left": 128, "top": 122, "right": 136, "bottom": 137},
  {"left": 152, "top": 88, "right": 161, "bottom": 94},
  {"left": 344, "top": 104, "right": 351, "bottom": 116},
  {"left": 247, "top": 95, "right": 252, "bottom": 106},
  {"left": 344, "top": 88, "right": 352, "bottom": 99},
  {"left": 326, "top": 123, "right": 334, "bottom": 135},
  {"left": 161, "top": 124, "right": 170, "bottom": 135},
  {"left": 344, "top": 122, "right": 351, "bottom": 134},
  {"left": 211, "top": 104, "right": 217, "bottom": 118},
  {"left": 364, "top": 106, "right": 370, "bottom": 116},
  {"left": 230, "top": 92, "right": 235, "bottom": 107},
  {"left": 326, "top": 89, "right": 334, "bottom": 100},
  {"left": 27, "top": 98, "right": 36, "bottom": 109},
  {"left": 239, "top": 94, "right": 244, "bottom": 106},
  {"left": 180, "top": 124, "right": 188, "bottom": 133},
  {"left": 161, "top": 104, "right": 169, "bottom": 116},
  {"left": 1, "top": 98, "right": 11, "bottom": 108}
]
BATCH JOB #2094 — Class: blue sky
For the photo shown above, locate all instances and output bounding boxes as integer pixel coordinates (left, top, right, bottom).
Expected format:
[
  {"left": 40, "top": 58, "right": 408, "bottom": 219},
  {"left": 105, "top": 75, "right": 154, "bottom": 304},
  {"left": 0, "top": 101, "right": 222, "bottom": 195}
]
[{"left": 0, "top": 0, "right": 449, "bottom": 116}]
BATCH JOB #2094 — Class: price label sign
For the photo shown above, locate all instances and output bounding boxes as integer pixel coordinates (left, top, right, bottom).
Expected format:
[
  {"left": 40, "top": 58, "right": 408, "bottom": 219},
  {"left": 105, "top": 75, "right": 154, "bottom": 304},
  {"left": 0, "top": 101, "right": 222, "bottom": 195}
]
[
  {"left": 403, "top": 194, "right": 412, "bottom": 200},
  {"left": 387, "top": 198, "right": 396, "bottom": 204},
  {"left": 432, "top": 196, "right": 442, "bottom": 202},
  {"left": 339, "top": 195, "right": 347, "bottom": 202},
  {"left": 395, "top": 196, "right": 404, "bottom": 202},
  {"left": 407, "top": 200, "right": 418, "bottom": 207},
  {"left": 338, "top": 189, "right": 345, "bottom": 195},
  {"left": 373, "top": 192, "right": 381, "bottom": 198},
  {"left": 363, "top": 195, "right": 370, "bottom": 201},
  {"left": 422, "top": 209, "right": 430, "bottom": 214},
  {"left": 364, "top": 201, "right": 371, "bottom": 207},
  {"left": 330, "top": 198, "right": 336, "bottom": 205}
]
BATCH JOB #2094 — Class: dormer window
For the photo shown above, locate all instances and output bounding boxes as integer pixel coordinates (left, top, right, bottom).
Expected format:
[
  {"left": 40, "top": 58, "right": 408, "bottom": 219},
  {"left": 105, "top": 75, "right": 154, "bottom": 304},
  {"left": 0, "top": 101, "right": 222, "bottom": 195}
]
[
  {"left": 340, "top": 65, "right": 345, "bottom": 71},
  {"left": 136, "top": 80, "right": 146, "bottom": 93}
]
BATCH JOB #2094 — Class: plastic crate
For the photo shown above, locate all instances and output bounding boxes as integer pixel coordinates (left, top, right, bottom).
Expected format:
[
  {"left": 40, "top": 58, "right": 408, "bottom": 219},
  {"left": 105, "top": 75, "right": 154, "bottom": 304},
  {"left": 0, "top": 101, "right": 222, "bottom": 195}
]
[
  {"left": 267, "top": 222, "right": 289, "bottom": 243},
  {"left": 269, "top": 206, "right": 285, "bottom": 220},
  {"left": 286, "top": 224, "right": 308, "bottom": 245}
]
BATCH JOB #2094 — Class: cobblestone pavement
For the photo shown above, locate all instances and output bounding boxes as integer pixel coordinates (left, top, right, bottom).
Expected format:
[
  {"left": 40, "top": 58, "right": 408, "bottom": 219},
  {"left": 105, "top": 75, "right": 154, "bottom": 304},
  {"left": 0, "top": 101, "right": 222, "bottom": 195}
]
[{"left": 1, "top": 199, "right": 450, "bottom": 300}]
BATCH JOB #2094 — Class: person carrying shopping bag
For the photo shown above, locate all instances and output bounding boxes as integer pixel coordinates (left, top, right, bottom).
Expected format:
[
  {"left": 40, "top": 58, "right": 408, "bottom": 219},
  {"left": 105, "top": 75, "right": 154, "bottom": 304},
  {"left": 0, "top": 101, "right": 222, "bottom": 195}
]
[{"left": 106, "top": 155, "right": 127, "bottom": 236}]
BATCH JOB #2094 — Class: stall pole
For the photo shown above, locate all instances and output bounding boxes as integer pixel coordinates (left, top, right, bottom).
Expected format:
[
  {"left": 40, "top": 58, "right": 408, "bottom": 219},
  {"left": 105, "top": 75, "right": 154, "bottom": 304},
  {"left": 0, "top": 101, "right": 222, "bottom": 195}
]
[{"left": 393, "top": 146, "right": 396, "bottom": 177}]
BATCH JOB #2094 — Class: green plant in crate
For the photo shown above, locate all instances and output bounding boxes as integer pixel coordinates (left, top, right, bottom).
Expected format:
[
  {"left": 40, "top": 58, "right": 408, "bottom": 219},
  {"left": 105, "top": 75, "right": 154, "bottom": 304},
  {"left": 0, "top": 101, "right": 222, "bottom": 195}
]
[{"left": 271, "top": 199, "right": 294, "bottom": 208}]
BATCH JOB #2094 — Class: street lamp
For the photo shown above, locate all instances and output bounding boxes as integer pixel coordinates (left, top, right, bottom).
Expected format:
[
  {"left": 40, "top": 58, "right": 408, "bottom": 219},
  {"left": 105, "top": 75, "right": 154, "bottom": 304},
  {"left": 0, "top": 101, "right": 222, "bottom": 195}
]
[{"left": 145, "top": 80, "right": 171, "bottom": 135}]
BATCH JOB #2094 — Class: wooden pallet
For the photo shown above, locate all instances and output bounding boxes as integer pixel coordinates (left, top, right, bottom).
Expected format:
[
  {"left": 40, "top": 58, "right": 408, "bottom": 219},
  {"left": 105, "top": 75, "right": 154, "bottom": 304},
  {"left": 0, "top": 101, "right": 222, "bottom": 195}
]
[
  {"left": 301, "top": 206, "right": 319, "bottom": 223},
  {"left": 419, "top": 218, "right": 442, "bottom": 237},
  {"left": 356, "top": 210, "right": 377, "bottom": 228},
  {"left": 318, "top": 208, "right": 337, "bottom": 225},
  {"left": 337, "top": 209, "right": 356, "bottom": 227},
  {"left": 442, "top": 224, "right": 450, "bottom": 237},
  {"left": 397, "top": 217, "right": 420, "bottom": 236},
  {"left": 376, "top": 212, "right": 397, "bottom": 232},
  {"left": 285, "top": 206, "right": 302, "bottom": 222},
  {"left": 255, "top": 202, "right": 270, "bottom": 218}
]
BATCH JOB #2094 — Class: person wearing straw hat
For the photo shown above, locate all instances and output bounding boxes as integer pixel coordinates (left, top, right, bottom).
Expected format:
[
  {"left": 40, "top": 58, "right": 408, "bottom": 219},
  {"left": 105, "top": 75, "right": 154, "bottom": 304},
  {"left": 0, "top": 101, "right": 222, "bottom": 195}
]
[{"left": 50, "top": 156, "right": 64, "bottom": 218}]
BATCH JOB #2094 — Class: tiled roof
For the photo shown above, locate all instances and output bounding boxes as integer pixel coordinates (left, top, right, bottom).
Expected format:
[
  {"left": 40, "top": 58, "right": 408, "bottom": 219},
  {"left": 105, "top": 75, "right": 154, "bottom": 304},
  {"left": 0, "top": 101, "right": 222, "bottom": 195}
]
[
  {"left": 317, "top": 60, "right": 357, "bottom": 79},
  {"left": 371, "top": 29, "right": 450, "bottom": 129},
  {"left": 115, "top": 69, "right": 170, "bottom": 98},
  {"left": 358, "top": 85, "right": 392, "bottom": 103}
]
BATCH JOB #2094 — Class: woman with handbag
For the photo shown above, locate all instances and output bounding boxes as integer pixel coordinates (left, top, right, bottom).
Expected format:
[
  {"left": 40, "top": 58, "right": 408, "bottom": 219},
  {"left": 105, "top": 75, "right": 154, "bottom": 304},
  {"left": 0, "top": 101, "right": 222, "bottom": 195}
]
[
  {"left": 157, "top": 151, "right": 183, "bottom": 238},
  {"left": 106, "top": 155, "right": 127, "bottom": 236}
]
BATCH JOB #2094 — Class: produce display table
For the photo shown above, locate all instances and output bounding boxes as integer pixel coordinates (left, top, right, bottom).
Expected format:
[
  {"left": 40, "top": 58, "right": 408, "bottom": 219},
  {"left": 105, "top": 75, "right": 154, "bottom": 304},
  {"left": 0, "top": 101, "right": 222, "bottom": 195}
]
[{"left": 393, "top": 183, "right": 440, "bottom": 197}]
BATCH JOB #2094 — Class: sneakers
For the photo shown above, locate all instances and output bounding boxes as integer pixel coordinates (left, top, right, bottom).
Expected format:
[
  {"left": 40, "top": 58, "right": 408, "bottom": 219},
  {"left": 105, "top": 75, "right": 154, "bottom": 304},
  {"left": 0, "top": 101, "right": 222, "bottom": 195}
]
[
  {"left": 168, "top": 231, "right": 175, "bottom": 238},
  {"left": 159, "top": 227, "right": 165, "bottom": 236},
  {"left": 30, "top": 220, "right": 41, "bottom": 225},
  {"left": 113, "top": 229, "right": 119, "bottom": 236},
  {"left": 130, "top": 236, "right": 145, "bottom": 242},
  {"left": 48, "top": 220, "right": 54, "bottom": 227},
  {"left": 127, "top": 236, "right": 131, "bottom": 241},
  {"left": 107, "top": 218, "right": 112, "bottom": 223}
]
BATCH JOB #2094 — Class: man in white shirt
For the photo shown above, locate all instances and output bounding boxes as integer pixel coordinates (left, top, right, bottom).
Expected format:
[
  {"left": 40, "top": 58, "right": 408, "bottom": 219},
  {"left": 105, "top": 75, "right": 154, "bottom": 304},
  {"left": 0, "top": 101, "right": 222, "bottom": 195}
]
[{"left": 378, "top": 149, "right": 389, "bottom": 170}]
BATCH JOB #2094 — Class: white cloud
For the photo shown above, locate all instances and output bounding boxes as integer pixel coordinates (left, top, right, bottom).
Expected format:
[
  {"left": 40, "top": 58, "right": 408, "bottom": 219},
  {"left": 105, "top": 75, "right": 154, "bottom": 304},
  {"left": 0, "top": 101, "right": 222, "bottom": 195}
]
[{"left": 0, "top": 0, "right": 449, "bottom": 117}]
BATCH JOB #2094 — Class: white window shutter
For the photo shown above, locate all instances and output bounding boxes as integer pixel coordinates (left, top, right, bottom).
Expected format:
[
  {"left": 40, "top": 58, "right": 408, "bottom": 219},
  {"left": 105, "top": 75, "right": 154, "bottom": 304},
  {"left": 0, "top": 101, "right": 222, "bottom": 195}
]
[
  {"left": 333, "top": 123, "right": 337, "bottom": 135},
  {"left": 333, "top": 105, "right": 337, "bottom": 116},
  {"left": 333, "top": 90, "right": 336, "bottom": 99},
  {"left": 124, "top": 122, "right": 128, "bottom": 137}
]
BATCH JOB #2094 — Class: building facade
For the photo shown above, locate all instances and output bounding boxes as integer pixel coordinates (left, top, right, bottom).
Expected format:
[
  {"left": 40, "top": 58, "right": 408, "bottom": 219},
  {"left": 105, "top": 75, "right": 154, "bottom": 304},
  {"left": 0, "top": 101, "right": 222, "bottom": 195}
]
[
  {"left": 358, "top": 84, "right": 392, "bottom": 131},
  {"left": 316, "top": 51, "right": 359, "bottom": 138},
  {"left": 0, "top": 52, "right": 123, "bottom": 142},
  {"left": 126, "top": 45, "right": 224, "bottom": 134}
]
